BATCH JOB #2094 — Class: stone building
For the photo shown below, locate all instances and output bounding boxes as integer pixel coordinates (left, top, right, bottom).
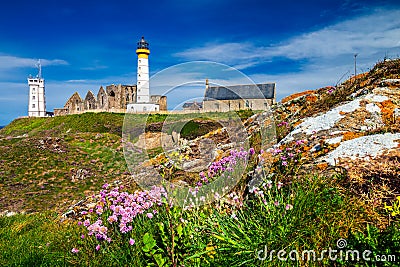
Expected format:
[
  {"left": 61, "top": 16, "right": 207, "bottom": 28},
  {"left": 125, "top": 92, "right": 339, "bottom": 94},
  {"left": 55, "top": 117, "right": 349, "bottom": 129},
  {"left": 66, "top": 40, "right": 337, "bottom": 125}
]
[
  {"left": 182, "top": 101, "right": 203, "bottom": 111},
  {"left": 54, "top": 84, "right": 166, "bottom": 116},
  {"left": 202, "top": 82, "right": 276, "bottom": 112}
]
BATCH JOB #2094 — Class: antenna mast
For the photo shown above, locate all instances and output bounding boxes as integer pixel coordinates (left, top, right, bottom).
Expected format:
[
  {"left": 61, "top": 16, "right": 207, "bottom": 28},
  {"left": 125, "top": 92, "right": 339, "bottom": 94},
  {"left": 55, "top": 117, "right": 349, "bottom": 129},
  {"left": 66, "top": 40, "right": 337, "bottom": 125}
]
[
  {"left": 37, "top": 59, "right": 42, "bottom": 78},
  {"left": 354, "top": 53, "right": 358, "bottom": 78}
]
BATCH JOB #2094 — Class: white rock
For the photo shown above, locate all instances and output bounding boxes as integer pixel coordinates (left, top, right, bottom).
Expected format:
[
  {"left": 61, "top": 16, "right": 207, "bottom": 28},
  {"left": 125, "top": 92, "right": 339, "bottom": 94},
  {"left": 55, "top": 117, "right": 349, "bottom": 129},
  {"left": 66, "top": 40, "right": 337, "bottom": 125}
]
[
  {"left": 366, "top": 103, "right": 381, "bottom": 113},
  {"left": 365, "top": 94, "right": 389, "bottom": 102},
  {"left": 280, "top": 98, "right": 361, "bottom": 143},
  {"left": 326, "top": 136, "right": 343, "bottom": 144},
  {"left": 324, "top": 133, "right": 400, "bottom": 165}
]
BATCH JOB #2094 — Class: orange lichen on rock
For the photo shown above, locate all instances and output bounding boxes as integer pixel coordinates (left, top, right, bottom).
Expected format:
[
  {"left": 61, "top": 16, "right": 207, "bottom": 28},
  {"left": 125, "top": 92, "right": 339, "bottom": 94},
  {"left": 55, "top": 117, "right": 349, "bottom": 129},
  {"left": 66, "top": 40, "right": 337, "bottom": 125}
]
[
  {"left": 305, "top": 95, "right": 318, "bottom": 103},
  {"left": 377, "top": 100, "right": 397, "bottom": 124},
  {"left": 281, "top": 90, "right": 315, "bottom": 103},
  {"left": 317, "top": 162, "right": 328, "bottom": 171},
  {"left": 342, "top": 131, "right": 364, "bottom": 141},
  {"left": 293, "top": 120, "right": 303, "bottom": 127}
]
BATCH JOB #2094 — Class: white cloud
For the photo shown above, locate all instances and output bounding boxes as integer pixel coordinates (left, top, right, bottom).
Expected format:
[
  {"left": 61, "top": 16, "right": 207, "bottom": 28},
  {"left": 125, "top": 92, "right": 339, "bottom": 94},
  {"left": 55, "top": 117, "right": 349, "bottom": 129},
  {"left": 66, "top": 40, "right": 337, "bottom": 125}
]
[
  {"left": 175, "top": 9, "right": 400, "bottom": 68},
  {"left": 0, "top": 55, "right": 68, "bottom": 69}
]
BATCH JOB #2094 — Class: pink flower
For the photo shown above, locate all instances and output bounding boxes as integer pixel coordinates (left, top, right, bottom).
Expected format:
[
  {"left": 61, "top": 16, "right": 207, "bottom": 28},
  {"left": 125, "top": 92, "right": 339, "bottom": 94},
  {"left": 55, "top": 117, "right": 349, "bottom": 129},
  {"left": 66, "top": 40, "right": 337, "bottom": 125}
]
[
  {"left": 277, "top": 182, "right": 283, "bottom": 190},
  {"left": 107, "top": 215, "right": 118, "bottom": 224},
  {"left": 77, "top": 221, "right": 82, "bottom": 226},
  {"left": 96, "top": 207, "right": 103, "bottom": 215},
  {"left": 282, "top": 161, "right": 288, "bottom": 166},
  {"left": 249, "top": 148, "right": 255, "bottom": 155},
  {"left": 96, "top": 244, "right": 101, "bottom": 251},
  {"left": 71, "top": 248, "right": 79, "bottom": 253},
  {"left": 146, "top": 212, "right": 153, "bottom": 219},
  {"left": 129, "top": 238, "right": 135, "bottom": 246},
  {"left": 285, "top": 204, "right": 293, "bottom": 210},
  {"left": 274, "top": 201, "right": 279, "bottom": 206},
  {"left": 81, "top": 234, "right": 85, "bottom": 239}
]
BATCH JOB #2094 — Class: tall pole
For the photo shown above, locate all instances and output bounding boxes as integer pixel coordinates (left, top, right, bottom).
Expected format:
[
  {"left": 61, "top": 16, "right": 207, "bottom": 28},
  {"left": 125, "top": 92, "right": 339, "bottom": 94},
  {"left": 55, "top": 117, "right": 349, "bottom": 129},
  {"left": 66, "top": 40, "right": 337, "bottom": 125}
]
[{"left": 354, "top": 53, "right": 358, "bottom": 78}]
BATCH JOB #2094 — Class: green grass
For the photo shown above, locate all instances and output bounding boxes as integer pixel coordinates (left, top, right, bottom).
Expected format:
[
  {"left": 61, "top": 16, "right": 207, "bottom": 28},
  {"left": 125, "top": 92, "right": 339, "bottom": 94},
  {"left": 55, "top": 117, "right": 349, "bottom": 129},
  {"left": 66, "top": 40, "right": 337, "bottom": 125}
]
[
  {"left": 0, "top": 173, "right": 397, "bottom": 266},
  {"left": 0, "top": 212, "right": 80, "bottom": 267}
]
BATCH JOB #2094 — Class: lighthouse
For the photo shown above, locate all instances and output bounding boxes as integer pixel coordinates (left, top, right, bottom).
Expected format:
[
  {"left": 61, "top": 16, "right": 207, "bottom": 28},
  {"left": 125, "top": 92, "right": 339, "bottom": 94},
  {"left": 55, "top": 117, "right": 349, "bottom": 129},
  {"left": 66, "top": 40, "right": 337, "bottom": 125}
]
[
  {"left": 127, "top": 36, "right": 160, "bottom": 113},
  {"left": 136, "top": 36, "right": 150, "bottom": 103},
  {"left": 28, "top": 60, "right": 46, "bottom": 117}
]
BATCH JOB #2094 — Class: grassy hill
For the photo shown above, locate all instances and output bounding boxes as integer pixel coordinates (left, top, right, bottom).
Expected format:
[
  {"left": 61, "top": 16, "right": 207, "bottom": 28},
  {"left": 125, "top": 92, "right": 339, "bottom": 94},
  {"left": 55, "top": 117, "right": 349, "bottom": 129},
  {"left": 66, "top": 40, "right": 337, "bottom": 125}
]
[
  {"left": 0, "top": 113, "right": 127, "bottom": 213},
  {"left": 0, "top": 110, "right": 254, "bottom": 213}
]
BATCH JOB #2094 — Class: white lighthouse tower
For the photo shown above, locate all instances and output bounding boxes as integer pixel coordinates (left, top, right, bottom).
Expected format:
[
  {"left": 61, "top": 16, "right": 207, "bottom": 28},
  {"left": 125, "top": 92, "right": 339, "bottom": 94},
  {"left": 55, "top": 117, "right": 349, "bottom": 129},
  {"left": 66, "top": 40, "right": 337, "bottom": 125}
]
[
  {"left": 136, "top": 36, "right": 150, "bottom": 103},
  {"left": 28, "top": 60, "right": 46, "bottom": 117},
  {"left": 127, "top": 36, "right": 159, "bottom": 112}
]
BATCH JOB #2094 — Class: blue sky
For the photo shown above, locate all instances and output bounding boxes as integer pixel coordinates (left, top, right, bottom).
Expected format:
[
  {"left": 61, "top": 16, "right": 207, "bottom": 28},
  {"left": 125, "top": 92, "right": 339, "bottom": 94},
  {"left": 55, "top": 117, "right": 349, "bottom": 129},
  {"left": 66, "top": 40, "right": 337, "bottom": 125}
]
[{"left": 1, "top": 0, "right": 400, "bottom": 125}]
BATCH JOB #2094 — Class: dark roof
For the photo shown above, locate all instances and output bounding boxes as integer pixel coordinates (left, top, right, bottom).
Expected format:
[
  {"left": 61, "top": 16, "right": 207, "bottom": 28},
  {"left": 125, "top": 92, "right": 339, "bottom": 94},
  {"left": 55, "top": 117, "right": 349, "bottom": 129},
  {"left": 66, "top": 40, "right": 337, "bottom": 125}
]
[
  {"left": 204, "top": 83, "right": 275, "bottom": 101},
  {"left": 182, "top": 101, "right": 203, "bottom": 108}
]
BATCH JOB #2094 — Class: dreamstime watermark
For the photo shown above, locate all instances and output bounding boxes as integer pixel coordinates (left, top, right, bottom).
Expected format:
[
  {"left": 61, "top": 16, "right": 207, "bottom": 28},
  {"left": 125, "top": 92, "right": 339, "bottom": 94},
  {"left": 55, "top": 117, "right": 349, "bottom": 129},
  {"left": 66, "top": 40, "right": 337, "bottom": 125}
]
[
  {"left": 257, "top": 238, "right": 397, "bottom": 263},
  {"left": 122, "top": 61, "right": 277, "bottom": 208}
]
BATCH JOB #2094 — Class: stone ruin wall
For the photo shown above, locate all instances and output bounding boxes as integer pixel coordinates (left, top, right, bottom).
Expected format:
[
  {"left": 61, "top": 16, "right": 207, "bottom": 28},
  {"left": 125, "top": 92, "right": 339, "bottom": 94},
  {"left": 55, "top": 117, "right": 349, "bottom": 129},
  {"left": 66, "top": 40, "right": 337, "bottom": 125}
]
[{"left": 54, "top": 84, "right": 167, "bottom": 116}]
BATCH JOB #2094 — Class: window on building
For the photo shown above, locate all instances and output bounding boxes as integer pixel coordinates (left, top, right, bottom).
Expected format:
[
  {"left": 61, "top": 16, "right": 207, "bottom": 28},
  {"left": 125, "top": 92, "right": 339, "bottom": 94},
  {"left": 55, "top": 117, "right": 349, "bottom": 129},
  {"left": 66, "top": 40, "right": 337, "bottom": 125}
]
[
  {"left": 143, "top": 106, "right": 147, "bottom": 111},
  {"left": 32, "top": 88, "right": 35, "bottom": 92},
  {"left": 32, "top": 104, "right": 35, "bottom": 108},
  {"left": 32, "top": 95, "right": 35, "bottom": 100},
  {"left": 245, "top": 100, "right": 249, "bottom": 108}
]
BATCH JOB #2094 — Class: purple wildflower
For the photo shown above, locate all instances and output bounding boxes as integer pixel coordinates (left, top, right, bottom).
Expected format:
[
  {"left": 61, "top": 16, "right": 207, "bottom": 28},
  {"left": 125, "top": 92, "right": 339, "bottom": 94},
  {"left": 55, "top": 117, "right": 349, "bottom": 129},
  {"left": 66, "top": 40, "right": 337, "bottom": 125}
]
[{"left": 249, "top": 147, "right": 255, "bottom": 155}]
